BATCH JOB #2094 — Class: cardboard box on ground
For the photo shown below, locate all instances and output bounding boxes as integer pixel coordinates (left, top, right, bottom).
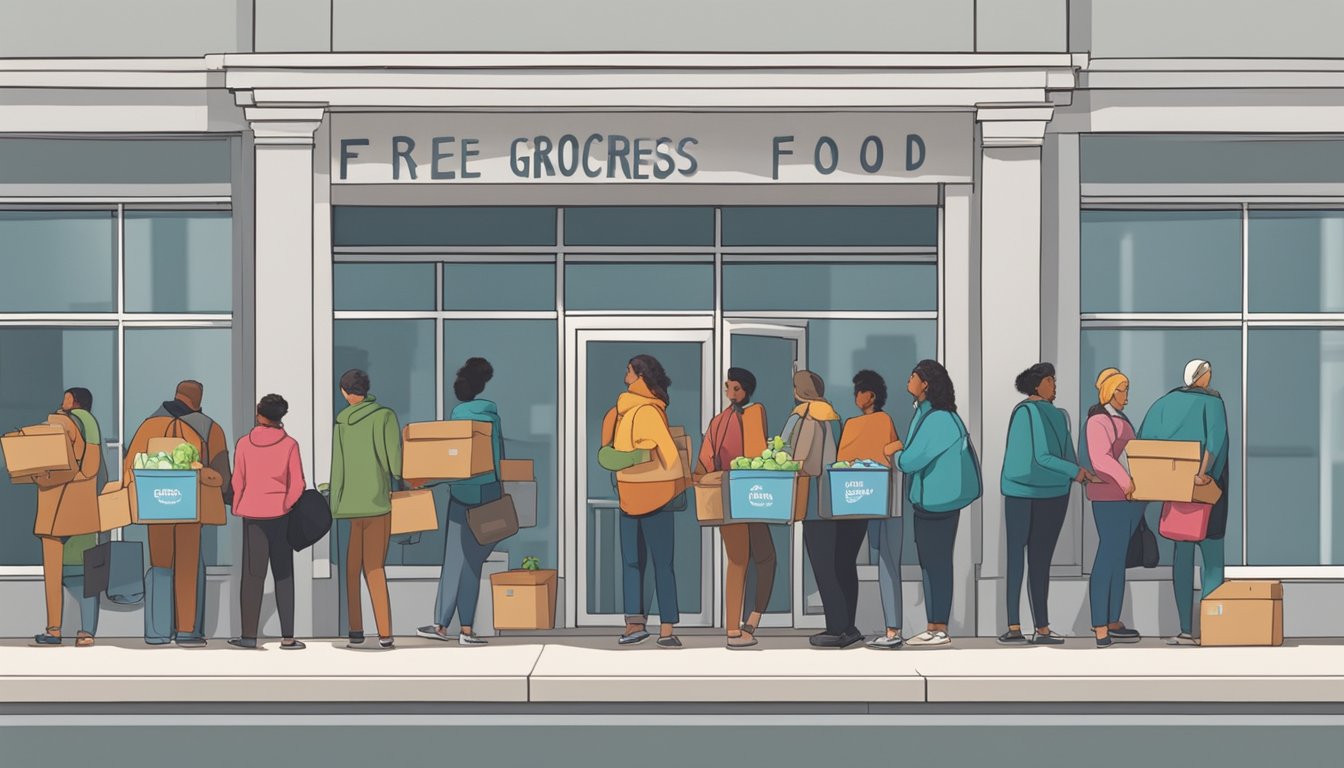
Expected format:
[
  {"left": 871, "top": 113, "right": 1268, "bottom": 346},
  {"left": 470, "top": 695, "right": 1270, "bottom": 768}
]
[
  {"left": 403, "top": 420, "right": 494, "bottom": 480},
  {"left": 1201, "top": 580, "right": 1284, "bottom": 647},
  {"left": 1127, "top": 439, "right": 1223, "bottom": 504},
  {"left": 491, "top": 569, "right": 558, "bottom": 631}
]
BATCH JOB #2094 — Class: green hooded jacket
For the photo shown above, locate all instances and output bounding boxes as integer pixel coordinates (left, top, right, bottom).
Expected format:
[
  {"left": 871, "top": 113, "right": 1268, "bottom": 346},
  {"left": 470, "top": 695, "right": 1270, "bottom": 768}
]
[{"left": 330, "top": 395, "right": 403, "bottom": 519}]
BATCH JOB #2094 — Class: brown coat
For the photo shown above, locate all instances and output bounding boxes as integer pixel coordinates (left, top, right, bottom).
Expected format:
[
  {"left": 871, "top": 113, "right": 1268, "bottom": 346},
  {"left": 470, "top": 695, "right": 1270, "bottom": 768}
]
[
  {"left": 33, "top": 412, "right": 101, "bottom": 538},
  {"left": 124, "top": 403, "right": 232, "bottom": 526}
]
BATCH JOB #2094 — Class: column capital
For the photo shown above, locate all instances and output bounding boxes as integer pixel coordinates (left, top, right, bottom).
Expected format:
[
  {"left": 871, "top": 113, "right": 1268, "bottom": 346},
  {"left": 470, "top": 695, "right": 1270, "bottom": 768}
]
[
  {"left": 975, "top": 102, "right": 1055, "bottom": 149},
  {"left": 245, "top": 105, "right": 326, "bottom": 146}
]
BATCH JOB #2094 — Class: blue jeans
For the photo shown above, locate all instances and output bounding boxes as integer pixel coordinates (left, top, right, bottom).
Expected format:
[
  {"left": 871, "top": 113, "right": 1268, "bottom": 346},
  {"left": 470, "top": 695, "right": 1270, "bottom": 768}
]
[
  {"left": 434, "top": 497, "right": 498, "bottom": 628},
  {"left": 1173, "top": 537, "right": 1226, "bottom": 635},
  {"left": 620, "top": 503, "right": 680, "bottom": 625},
  {"left": 1088, "top": 500, "right": 1145, "bottom": 628},
  {"left": 870, "top": 516, "right": 905, "bottom": 631},
  {"left": 61, "top": 566, "right": 99, "bottom": 636}
]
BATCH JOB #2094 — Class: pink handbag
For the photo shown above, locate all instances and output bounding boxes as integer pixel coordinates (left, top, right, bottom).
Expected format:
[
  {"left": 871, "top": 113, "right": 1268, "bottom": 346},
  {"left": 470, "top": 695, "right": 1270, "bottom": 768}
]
[{"left": 1159, "top": 501, "right": 1211, "bottom": 542}]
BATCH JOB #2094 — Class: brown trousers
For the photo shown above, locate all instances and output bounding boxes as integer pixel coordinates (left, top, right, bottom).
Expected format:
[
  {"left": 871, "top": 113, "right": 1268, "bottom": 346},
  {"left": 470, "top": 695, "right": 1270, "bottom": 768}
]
[
  {"left": 40, "top": 536, "right": 64, "bottom": 632},
  {"left": 346, "top": 514, "right": 393, "bottom": 639},
  {"left": 722, "top": 522, "right": 777, "bottom": 630},
  {"left": 148, "top": 522, "right": 202, "bottom": 635}
]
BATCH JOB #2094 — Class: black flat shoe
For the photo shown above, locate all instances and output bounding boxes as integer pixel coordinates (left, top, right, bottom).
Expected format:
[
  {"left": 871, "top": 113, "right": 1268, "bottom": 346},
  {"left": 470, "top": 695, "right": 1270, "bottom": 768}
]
[
  {"left": 1096, "top": 636, "right": 1114, "bottom": 648},
  {"left": 810, "top": 632, "right": 845, "bottom": 648},
  {"left": 656, "top": 636, "right": 682, "bottom": 648},
  {"left": 998, "top": 629, "right": 1029, "bottom": 646}
]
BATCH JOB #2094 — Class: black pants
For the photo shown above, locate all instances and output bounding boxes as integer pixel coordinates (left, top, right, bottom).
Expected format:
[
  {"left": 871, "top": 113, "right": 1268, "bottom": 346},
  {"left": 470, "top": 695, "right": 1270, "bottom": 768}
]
[
  {"left": 1004, "top": 495, "right": 1069, "bottom": 629},
  {"left": 913, "top": 506, "right": 960, "bottom": 625},
  {"left": 802, "top": 519, "right": 868, "bottom": 634},
  {"left": 241, "top": 516, "right": 295, "bottom": 639}
]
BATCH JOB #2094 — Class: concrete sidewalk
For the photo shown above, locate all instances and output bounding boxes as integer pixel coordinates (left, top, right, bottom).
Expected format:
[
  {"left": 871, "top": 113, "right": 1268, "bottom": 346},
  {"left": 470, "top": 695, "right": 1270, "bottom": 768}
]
[{"left": 4, "top": 635, "right": 1342, "bottom": 707}]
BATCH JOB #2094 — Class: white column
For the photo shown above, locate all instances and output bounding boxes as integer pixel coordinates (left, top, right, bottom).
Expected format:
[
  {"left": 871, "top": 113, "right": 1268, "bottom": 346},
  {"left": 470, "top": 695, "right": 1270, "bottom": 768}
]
[
  {"left": 975, "top": 103, "right": 1054, "bottom": 635},
  {"left": 246, "top": 105, "right": 326, "bottom": 637}
]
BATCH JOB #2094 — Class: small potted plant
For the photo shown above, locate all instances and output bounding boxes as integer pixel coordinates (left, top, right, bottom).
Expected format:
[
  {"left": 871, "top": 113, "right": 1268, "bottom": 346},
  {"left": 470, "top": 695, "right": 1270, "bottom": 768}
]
[{"left": 490, "top": 556, "right": 558, "bottom": 631}]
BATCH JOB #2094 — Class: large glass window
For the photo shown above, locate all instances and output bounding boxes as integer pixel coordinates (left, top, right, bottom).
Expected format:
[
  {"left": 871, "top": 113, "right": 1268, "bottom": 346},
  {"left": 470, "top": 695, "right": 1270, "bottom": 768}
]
[
  {"left": 334, "top": 263, "right": 436, "bottom": 312},
  {"left": 0, "top": 205, "right": 234, "bottom": 570},
  {"left": 564, "top": 262, "right": 713, "bottom": 311},
  {"left": 722, "top": 206, "right": 937, "bottom": 247},
  {"left": 1081, "top": 209, "right": 1242, "bottom": 314},
  {"left": 1081, "top": 204, "right": 1344, "bottom": 571},
  {"left": 0, "top": 210, "right": 116, "bottom": 313},
  {"left": 724, "top": 262, "right": 936, "bottom": 313}
]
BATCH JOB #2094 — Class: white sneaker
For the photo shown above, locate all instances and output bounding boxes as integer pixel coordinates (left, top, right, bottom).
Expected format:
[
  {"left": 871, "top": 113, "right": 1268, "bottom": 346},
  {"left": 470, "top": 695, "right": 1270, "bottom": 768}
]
[
  {"left": 1166, "top": 633, "right": 1198, "bottom": 646},
  {"left": 906, "top": 630, "right": 951, "bottom": 648},
  {"left": 459, "top": 632, "right": 488, "bottom": 646}
]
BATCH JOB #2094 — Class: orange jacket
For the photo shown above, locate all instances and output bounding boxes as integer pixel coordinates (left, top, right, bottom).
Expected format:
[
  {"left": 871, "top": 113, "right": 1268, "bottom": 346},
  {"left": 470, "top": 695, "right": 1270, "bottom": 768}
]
[
  {"left": 698, "top": 403, "right": 767, "bottom": 475},
  {"left": 602, "top": 379, "right": 684, "bottom": 515}
]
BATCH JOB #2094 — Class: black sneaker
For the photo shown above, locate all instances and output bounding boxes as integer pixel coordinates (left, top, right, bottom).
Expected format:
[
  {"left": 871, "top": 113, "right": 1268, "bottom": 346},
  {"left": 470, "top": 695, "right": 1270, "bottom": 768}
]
[
  {"left": 1032, "top": 631, "right": 1066, "bottom": 646},
  {"left": 378, "top": 637, "right": 395, "bottom": 650},
  {"left": 997, "top": 629, "right": 1029, "bottom": 646},
  {"left": 656, "top": 636, "right": 682, "bottom": 648},
  {"left": 346, "top": 631, "right": 366, "bottom": 648},
  {"left": 227, "top": 637, "right": 258, "bottom": 649},
  {"left": 810, "top": 632, "right": 845, "bottom": 648},
  {"left": 1110, "top": 627, "right": 1141, "bottom": 643},
  {"left": 1096, "top": 635, "right": 1114, "bottom": 649},
  {"left": 838, "top": 628, "right": 864, "bottom": 649},
  {"left": 175, "top": 637, "right": 207, "bottom": 648}
]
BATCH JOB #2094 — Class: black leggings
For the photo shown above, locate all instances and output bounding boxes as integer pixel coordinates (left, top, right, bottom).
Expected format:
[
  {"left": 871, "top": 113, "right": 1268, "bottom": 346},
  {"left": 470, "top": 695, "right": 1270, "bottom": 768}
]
[
  {"left": 802, "top": 519, "right": 869, "bottom": 634},
  {"left": 240, "top": 516, "right": 295, "bottom": 639},
  {"left": 1004, "top": 495, "right": 1069, "bottom": 629}
]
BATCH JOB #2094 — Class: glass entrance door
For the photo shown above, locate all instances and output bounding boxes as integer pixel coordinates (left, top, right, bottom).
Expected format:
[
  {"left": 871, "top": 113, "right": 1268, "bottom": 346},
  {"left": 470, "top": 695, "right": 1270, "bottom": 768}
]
[
  {"left": 723, "top": 322, "right": 819, "bottom": 628},
  {"left": 574, "top": 325, "right": 715, "bottom": 627}
]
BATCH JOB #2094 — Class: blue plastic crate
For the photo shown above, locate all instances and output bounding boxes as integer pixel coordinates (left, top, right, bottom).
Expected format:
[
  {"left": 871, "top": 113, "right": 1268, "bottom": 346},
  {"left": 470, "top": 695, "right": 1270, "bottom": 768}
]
[
  {"left": 725, "top": 470, "right": 801, "bottom": 524},
  {"left": 823, "top": 465, "right": 896, "bottom": 519},
  {"left": 131, "top": 469, "right": 200, "bottom": 524}
]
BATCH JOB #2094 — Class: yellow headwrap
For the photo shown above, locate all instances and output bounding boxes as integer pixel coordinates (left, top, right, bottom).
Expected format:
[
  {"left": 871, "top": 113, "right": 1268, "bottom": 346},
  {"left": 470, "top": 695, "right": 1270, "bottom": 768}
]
[{"left": 1095, "top": 368, "right": 1128, "bottom": 405}]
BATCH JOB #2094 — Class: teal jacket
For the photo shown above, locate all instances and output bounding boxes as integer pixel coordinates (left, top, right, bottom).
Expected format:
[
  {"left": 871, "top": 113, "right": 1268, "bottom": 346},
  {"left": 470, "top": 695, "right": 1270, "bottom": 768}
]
[
  {"left": 1138, "top": 387, "right": 1229, "bottom": 478},
  {"left": 449, "top": 398, "right": 504, "bottom": 506},
  {"left": 895, "top": 400, "right": 977, "bottom": 513},
  {"left": 1000, "top": 399, "right": 1079, "bottom": 499},
  {"left": 330, "top": 396, "right": 402, "bottom": 519}
]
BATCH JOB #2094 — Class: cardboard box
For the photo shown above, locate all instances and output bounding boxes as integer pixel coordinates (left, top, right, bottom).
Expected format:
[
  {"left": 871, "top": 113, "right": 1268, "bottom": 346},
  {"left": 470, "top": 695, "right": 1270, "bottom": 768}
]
[
  {"left": 491, "top": 569, "right": 557, "bottom": 630},
  {"left": 500, "top": 459, "right": 534, "bottom": 482},
  {"left": 390, "top": 489, "right": 439, "bottom": 535},
  {"left": 97, "top": 481, "right": 132, "bottom": 532},
  {"left": 2, "top": 422, "right": 75, "bottom": 478},
  {"left": 130, "top": 469, "right": 201, "bottom": 524},
  {"left": 694, "top": 471, "right": 725, "bottom": 525},
  {"left": 402, "top": 420, "right": 494, "bottom": 480},
  {"left": 1201, "top": 580, "right": 1284, "bottom": 647},
  {"left": 1127, "top": 439, "right": 1202, "bottom": 502}
]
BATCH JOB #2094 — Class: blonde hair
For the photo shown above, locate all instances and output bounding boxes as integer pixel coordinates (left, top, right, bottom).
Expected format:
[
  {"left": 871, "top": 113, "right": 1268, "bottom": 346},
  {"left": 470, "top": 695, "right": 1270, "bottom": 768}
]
[{"left": 1096, "top": 368, "right": 1128, "bottom": 405}]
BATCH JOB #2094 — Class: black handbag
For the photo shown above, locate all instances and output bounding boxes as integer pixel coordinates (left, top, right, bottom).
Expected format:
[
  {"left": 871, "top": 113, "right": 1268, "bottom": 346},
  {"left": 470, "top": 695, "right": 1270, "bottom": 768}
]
[
  {"left": 1126, "top": 514, "right": 1160, "bottom": 569},
  {"left": 287, "top": 488, "right": 333, "bottom": 552}
]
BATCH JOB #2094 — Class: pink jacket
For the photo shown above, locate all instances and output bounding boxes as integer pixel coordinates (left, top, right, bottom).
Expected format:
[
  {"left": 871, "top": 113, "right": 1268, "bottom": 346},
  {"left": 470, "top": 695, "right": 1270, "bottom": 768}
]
[
  {"left": 231, "top": 426, "right": 305, "bottom": 520},
  {"left": 1085, "top": 411, "right": 1135, "bottom": 502}
]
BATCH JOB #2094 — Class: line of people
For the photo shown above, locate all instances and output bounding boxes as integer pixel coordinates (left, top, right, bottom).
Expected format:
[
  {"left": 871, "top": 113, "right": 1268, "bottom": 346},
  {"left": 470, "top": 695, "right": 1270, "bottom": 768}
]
[{"left": 26, "top": 360, "right": 509, "bottom": 651}]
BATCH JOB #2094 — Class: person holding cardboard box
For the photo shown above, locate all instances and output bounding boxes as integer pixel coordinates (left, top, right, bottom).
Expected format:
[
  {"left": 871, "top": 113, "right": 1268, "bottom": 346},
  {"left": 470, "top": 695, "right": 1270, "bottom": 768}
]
[
  {"left": 331, "top": 369, "right": 401, "bottom": 650},
  {"left": 1081, "top": 368, "right": 1146, "bottom": 648},
  {"left": 697, "top": 367, "right": 775, "bottom": 649},
  {"left": 416, "top": 357, "right": 507, "bottom": 646},
  {"left": 599, "top": 355, "right": 685, "bottom": 648},
  {"left": 228, "top": 394, "right": 306, "bottom": 651},
  {"left": 1138, "top": 359, "right": 1231, "bottom": 646},
  {"left": 998, "top": 363, "right": 1098, "bottom": 646},
  {"left": 892, "top": 360, "right": 981, "bottom": 648},
  {"left": 30, "top": 388, "right": 104, "bottom": 647},
  {"left": 123, "top": 380, "right": 232, "bottom": 647}
]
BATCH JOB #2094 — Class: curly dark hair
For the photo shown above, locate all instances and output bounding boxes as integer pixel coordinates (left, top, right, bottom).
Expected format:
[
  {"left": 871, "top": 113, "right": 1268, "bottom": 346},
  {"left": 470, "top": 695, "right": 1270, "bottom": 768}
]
[
  {"left": 1015, "top": 362, "right": 1056, "bottom": 397},
  {"left": 727, "top": 367, "right": 757, "bottom": 400},
  {"left": 257, "top": 394, "right": 289, "bottom": 424},
  {"left": 852, "top": 369, "right": 887, "bottom": 412},
  {"left": 453, "top": 357, "right": 494, "bottom": 402},
  {"left": 629, "top": 354, "right": 672, "bottom": 405},
  {"left": 913, "top": 359, "right": 957, "bottom": 413}
]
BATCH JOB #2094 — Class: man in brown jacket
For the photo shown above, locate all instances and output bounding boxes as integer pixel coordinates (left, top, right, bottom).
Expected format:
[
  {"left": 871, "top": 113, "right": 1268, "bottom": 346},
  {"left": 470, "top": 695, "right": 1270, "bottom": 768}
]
[
  {"left": 124, "top": 380, "right": 232, "bottom": 647},
  {"left": 31, "top": 388, "right": 104, "bottom": 646}
]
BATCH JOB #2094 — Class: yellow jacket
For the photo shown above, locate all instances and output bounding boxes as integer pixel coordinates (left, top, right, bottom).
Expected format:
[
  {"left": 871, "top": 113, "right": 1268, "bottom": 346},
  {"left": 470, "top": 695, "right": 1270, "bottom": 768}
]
[{"left": 602, "top": 379, "right": 685, "bottom": 515}]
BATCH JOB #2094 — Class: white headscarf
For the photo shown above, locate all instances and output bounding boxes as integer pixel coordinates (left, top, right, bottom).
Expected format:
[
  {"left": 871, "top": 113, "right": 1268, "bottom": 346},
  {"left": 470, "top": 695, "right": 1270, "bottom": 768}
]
[{"left": 1183, "top": 359, "right": 1211, "bottom": 387}]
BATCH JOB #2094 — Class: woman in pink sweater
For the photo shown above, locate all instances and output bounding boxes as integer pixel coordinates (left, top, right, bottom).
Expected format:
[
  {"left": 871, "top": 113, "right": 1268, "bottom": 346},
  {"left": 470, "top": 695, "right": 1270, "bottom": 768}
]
[
  {"left": 228, "top": 394, "right": 306, "bottom": 650},
  {"left": 1083, "top": 369, "right": 1144, "bottom": 648}
]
